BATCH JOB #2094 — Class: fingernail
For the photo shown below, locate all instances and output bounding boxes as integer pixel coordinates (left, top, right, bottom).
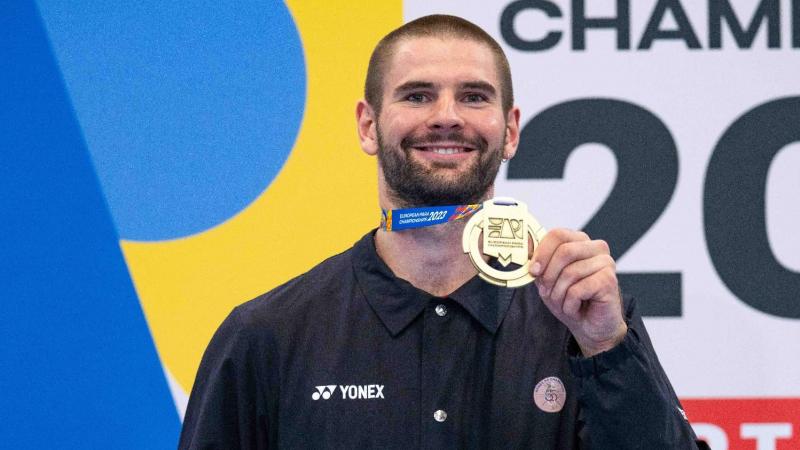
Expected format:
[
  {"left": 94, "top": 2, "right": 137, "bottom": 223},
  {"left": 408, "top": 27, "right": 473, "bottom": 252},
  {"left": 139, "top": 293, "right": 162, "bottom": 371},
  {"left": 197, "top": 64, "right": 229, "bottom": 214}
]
[{"left": 531, "top": 262, "right": 541, "bottom": 276}]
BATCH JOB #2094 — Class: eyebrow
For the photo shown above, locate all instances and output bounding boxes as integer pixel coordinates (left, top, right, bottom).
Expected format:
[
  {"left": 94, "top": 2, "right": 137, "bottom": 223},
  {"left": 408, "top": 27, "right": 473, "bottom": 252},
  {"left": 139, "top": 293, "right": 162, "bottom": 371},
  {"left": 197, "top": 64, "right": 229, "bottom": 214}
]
[
  {"left": 460, "top": 81, "right": 497, "bottom": 96},
  {"left": 393, "top": 81, "right": 435, "bottom": 96},
  {"left": 393, "top": 80, "right": 498, "bottom": 97}
]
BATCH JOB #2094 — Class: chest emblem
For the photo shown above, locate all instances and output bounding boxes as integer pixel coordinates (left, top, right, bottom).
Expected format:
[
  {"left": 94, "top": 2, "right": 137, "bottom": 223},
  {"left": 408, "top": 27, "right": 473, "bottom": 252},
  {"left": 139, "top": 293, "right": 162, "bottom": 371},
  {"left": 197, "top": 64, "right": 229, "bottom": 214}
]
[{"left": 533, "top": 376, "right": 566, "bottom": 413}]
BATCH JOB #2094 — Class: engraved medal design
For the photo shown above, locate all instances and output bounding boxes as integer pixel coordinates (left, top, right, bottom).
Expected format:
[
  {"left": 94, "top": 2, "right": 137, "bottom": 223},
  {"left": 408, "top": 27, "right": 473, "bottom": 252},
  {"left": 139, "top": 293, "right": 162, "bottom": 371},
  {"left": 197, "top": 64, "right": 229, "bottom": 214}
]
[{"left": 462, "top": 197, "right": 546, "bottom": 288}]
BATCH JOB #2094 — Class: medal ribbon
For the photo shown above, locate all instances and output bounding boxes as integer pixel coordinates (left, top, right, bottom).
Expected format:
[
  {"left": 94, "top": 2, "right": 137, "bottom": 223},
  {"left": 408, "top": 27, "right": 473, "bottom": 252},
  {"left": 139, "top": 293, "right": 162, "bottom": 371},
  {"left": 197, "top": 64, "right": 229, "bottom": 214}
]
[{"left": 381, "top": 204, "right": 482, "bottom": 231}]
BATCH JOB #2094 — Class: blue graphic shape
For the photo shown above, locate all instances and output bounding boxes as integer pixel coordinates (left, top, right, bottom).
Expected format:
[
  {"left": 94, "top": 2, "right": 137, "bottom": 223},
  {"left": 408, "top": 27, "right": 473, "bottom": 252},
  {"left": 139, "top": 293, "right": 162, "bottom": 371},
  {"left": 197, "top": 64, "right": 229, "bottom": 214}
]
[
  {"left": 36, "top": 1, "right": 306, "bottom": 241},
  {"left": 1, "top": 2, "right": 180, "bottom": 447}
]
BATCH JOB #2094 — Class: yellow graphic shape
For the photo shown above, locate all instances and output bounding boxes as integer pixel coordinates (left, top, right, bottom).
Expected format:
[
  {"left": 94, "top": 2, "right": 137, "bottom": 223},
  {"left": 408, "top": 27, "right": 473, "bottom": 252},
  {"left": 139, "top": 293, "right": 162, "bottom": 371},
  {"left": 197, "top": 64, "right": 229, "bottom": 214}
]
[{"left": 121, "top": 1, "right": 401, "bottom": 393}]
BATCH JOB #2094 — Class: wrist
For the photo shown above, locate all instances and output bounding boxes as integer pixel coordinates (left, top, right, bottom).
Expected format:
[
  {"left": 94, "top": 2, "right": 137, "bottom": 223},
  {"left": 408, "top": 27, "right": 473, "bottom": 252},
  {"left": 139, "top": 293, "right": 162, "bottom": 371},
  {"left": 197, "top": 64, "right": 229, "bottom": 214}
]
[{"left": 576, "top": 322, "right": 628, "bottom": 357}]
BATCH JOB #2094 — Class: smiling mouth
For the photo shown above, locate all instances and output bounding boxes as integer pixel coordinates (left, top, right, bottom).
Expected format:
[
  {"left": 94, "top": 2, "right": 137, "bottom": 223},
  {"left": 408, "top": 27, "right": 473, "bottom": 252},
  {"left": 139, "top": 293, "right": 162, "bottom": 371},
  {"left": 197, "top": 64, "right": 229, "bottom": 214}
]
[{"left": 413, "top": 145, "right": 474, "bottom": 155}]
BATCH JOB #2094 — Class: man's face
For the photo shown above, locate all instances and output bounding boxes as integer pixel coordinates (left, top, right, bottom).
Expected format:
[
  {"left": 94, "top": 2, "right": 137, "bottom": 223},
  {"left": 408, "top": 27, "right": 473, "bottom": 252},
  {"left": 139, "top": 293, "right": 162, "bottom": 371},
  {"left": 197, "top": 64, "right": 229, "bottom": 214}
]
[{"left": 372, "top": 37, "right": 517, "bottom": 207}]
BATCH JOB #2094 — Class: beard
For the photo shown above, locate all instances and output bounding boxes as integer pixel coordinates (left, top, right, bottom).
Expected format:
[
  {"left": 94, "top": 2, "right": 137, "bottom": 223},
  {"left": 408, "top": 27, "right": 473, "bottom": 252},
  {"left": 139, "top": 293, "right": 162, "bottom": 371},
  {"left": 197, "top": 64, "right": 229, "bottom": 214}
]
[{"left": 376, "top": 125, "right": 504, "bottom": 207}]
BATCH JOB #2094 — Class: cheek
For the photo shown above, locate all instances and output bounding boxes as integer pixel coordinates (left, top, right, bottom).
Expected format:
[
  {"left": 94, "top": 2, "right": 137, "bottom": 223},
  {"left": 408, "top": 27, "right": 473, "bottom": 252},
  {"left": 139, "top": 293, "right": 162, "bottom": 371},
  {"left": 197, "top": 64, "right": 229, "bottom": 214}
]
[
  {"left": 474, "top": 116, "right": 505, "bottom": 141},
  {"left": 381, "top": 115, "right": 419, "bottom": 139}
]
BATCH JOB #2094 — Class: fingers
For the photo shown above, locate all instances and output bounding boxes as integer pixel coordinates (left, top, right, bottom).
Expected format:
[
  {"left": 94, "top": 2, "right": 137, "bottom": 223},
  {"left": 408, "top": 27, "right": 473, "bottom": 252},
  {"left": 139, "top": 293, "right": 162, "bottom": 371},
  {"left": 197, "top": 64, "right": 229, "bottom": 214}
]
[
  {"left": 559, "top": 266, "right": 617, "bottom": 320},
  {"left": 530, "top": 229, "right": 616, "bottom": 322},
  {"left": 527, "top": 228, "right": 624, "bottom": 354},
  {"left": 532, "top": 231, "right": 610, "bottom": 296},
  {"left": 532, "top": 229, "right": 590, "bottom": 277},
  {"left": 547, "top": 253, "right": 615, "bottom": 305}
]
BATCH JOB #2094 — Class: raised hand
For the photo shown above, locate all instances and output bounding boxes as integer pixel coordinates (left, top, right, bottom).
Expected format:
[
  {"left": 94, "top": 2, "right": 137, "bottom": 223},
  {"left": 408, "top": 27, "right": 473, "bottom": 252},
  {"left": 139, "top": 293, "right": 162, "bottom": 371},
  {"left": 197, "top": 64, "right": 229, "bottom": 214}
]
[{"left": 530, "top": 228, "right": 627, "bottom": 357}]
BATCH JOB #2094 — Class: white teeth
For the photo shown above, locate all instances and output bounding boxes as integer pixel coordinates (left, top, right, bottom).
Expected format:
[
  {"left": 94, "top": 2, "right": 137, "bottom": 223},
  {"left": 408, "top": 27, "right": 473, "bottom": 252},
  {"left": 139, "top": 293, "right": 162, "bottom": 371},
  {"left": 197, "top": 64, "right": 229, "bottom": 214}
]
[{"left": 432, "top": 148, "right": 462, "bottom": 155}]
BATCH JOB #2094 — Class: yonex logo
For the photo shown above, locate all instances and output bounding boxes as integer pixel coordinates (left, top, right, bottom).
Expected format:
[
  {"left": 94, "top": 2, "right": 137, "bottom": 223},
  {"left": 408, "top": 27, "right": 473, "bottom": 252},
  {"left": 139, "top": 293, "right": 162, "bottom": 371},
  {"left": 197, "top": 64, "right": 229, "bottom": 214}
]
[
  {"left": 312, "top": 385, "right": 337, "bottom": 400},
  {"left": 311, "top": 384, "right": 385, "bottom": 400}
]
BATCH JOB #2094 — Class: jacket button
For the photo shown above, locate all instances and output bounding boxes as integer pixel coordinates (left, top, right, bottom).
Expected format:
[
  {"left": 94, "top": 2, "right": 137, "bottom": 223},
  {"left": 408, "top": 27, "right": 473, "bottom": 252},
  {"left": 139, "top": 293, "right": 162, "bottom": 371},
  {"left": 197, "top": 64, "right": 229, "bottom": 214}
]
[{"left": 434, "top": 410, "right": 447, "bottom": 422}]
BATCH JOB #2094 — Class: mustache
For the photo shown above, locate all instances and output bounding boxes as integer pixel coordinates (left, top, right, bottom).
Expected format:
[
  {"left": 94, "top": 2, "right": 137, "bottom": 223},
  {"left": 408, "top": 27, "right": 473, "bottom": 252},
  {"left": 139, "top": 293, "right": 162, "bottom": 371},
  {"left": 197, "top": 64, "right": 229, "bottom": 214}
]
[{"left": 400, "top": 132, "right": 488, "bottom": 151}]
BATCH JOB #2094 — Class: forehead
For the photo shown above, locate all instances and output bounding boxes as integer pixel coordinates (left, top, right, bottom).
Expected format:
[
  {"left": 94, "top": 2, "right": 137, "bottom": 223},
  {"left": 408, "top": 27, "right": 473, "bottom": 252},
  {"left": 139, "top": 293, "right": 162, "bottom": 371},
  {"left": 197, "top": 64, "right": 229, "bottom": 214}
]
[{"left": 383, "top": 37, "right": 500, "bottom": 90}]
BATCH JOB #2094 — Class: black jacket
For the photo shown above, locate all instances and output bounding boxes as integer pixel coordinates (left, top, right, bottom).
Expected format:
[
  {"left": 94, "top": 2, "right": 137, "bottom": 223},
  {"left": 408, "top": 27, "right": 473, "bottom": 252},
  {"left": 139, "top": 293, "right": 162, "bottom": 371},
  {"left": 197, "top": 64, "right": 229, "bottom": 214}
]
[{"left": 180, "top": 231, "right": 707, "bottom": 449}]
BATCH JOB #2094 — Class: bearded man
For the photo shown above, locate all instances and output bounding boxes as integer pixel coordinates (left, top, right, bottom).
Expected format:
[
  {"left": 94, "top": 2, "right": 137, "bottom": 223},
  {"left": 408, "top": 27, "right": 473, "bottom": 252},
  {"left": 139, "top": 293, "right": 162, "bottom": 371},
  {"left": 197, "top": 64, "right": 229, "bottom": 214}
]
[{"left": 179, "top": 15, "right": 707, "bottom": 449}]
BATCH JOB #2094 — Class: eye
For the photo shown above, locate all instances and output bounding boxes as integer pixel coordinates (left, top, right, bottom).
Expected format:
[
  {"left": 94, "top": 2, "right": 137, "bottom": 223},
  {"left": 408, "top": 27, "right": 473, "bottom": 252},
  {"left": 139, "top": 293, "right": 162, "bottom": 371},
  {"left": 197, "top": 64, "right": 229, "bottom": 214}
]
[
  {"left": 463, "top": 93, "right": 488, "bottom": 103},
  {"left": 405, "top": 92, "right": 429, "bottom": 103}
]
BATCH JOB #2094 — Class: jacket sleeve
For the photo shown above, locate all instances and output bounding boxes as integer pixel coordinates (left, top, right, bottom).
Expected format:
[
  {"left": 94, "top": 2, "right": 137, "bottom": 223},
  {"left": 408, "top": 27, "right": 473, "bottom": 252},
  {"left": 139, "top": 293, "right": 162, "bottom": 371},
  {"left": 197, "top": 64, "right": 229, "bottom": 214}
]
[
  {"left": 178, "top": 307, "right": 273, "bottom": 450},
  {"left": 570, "top": 297, "right": 710, "bottom": 449}
]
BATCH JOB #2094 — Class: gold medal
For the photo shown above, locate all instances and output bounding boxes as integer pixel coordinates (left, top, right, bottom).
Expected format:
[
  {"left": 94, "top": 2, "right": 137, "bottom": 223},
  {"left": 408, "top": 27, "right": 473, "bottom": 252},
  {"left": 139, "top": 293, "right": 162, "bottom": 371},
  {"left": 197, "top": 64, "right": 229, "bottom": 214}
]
[{"left": 462, "top": 197, "right": 546, "bottom": 288}]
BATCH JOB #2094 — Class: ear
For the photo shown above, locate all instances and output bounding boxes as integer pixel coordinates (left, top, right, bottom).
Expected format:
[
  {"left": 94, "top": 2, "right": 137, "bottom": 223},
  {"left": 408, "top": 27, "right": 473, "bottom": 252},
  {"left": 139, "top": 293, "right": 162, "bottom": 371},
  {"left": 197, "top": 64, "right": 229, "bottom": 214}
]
[
  {"left": 503, "top": 107, "right": 521, "bottom": 160},
  {"left": 356, "top": 100, "right": 379, "bottom": 156}
]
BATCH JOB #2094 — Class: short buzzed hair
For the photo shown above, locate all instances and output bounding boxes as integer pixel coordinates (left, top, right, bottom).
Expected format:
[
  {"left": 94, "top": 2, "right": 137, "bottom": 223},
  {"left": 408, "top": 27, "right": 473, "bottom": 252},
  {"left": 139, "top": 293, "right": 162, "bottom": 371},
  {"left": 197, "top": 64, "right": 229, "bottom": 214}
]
[{"left": 365, "top": 15, "right": 514, "bottom": 115}]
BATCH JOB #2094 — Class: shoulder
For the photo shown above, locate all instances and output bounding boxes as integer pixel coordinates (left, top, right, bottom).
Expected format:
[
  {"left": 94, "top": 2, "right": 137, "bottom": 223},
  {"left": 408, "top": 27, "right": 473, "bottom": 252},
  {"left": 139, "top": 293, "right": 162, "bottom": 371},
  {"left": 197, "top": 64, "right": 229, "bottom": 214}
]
[{"left": 233, "top": 242, "right": 359, "bottom": 332}]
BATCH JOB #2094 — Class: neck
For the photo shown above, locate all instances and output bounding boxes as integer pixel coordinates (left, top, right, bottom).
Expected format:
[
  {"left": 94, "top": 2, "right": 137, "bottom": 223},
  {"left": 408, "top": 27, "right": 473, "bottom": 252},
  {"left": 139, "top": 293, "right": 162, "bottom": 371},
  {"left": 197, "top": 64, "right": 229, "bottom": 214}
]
[
  {"left": 375, "top": 214, "right": 478, "bottom": 298},
  {"left": 373, "top": 171, "right": 494, "bottom": 296}
]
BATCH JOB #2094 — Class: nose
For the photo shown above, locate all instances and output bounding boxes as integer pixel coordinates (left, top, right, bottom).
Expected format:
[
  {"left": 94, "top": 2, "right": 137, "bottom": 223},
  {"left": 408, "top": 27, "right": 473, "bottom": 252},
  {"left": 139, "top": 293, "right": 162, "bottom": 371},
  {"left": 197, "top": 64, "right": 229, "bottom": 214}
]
[{"left": 426, "top": 95, "right": 464, "bottom": 130}]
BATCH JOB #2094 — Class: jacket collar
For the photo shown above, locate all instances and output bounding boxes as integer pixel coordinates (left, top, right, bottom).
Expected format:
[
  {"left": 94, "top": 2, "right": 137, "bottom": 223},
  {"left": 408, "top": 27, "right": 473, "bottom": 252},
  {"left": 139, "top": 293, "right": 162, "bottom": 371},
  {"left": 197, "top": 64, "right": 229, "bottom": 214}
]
[{"left": 352, "top": 231, "right": 514, "bottom": 337}]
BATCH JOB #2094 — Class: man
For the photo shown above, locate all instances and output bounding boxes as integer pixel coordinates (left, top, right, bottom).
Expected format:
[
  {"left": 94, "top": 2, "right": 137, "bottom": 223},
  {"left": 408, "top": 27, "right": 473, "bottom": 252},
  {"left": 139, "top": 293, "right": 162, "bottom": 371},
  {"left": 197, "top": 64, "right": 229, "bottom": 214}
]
[{"left": 180, "top": 15, "right": 706, "bottom": 449}]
